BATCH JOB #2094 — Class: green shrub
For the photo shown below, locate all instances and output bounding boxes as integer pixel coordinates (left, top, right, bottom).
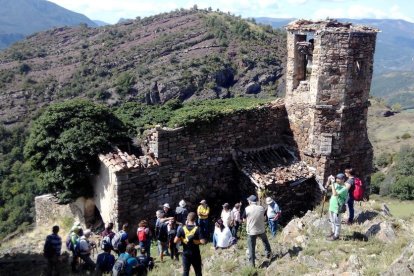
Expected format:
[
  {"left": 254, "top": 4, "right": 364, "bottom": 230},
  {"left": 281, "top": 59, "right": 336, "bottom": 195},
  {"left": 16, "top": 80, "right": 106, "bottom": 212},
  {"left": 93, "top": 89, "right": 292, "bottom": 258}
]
[
  {"left": 24, "top": 99, "right": 130, "bottom": 201},
  {"left": 401, "top": 133, "right": 411, "bottom": 139},
  {"left": 391, "top": 176, "right": 414, "bottom": 200},
  {"left": 375, "top": 152, "right": 393, "bottom": 168},
  {"left": 371, "top": 172, "right": 385, "bottom": 194}
]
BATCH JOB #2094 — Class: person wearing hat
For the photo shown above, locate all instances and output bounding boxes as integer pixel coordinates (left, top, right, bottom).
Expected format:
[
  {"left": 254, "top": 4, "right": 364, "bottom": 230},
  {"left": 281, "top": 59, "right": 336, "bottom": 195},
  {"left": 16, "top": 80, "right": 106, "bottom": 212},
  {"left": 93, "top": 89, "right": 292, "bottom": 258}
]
[
  {"left": 175, "top": 199, "right": 189, "bottom": 225},
  {"left": 243, "top": 195, "right": 272, "bottom": 267},
  {"left": 220, "top": 203, "right": 234, "bottom": 229},
  {"left": 326, "top": 173, "right": 350, "bottom": 241},
  {"left": 197, "top": 199, "right": 210, "bottom": 240},
  {"left": 163, "top": 203, "right": 176, "bottom": 219},
  {"left": 265, "top": 197, "right": 281, "bottom": 238},
  {"left": 79, "top": 229, "right": 96, "bottom": 271}
]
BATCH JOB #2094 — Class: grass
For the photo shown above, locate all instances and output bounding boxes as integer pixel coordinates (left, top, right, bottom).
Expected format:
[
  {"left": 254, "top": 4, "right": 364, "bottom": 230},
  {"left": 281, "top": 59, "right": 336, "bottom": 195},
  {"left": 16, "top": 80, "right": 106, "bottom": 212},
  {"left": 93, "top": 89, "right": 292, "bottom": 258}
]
[{"left": 369, "top": 194, "right": 414, "bottom": 219}]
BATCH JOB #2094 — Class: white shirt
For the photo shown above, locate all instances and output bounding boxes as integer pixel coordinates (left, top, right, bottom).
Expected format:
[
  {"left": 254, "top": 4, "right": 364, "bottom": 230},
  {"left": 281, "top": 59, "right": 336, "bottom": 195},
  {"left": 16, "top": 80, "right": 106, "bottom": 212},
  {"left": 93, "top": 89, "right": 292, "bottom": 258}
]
[
  {"left": 221, "top": 209, "right": 233, "bottom": 228},
  {"left": 214, "top": 226, "right": 232, "bottom": 248},
  {"left": 267, "top": 202, "right": 281, "bottom": 219},
  {"left": 245, "top": 203, "right": 266, "bottom": 235}
]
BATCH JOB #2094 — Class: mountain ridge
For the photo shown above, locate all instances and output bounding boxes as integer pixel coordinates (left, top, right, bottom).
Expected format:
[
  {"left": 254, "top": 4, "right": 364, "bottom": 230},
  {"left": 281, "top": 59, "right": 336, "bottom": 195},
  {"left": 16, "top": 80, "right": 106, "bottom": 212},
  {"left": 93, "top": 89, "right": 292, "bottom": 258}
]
[{"left": 0, "top": 0, "right": 97, "bottom": 49}]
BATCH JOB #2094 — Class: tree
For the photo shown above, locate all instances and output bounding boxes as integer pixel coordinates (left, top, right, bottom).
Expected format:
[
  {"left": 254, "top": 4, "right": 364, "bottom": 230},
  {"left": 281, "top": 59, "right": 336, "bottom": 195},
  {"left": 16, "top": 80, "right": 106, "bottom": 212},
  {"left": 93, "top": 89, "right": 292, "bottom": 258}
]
[{"left": 24, "top": 99, "right": 129, "bottom": 201}]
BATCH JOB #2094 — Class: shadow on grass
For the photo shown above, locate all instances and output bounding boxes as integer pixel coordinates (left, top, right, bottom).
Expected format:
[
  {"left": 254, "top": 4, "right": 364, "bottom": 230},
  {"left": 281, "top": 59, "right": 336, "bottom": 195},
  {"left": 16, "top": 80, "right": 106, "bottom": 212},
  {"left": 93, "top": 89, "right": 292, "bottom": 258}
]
[
  {"left": 342, "top": 231, "right": 369, "bottom": 242},
  {"left": 258, "top": 245, "right": 303, "bottom": 268}
]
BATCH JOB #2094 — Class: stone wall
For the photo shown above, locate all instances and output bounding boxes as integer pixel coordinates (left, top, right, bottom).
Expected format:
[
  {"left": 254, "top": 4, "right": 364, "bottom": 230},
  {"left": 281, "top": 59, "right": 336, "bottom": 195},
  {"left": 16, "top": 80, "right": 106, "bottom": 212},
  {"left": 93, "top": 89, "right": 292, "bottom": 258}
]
[
  {"left": 35, "top": 194, "right": 95, "bottom": 228},
  {"left": 108, "top": 101, "right": 303, "bottom": 229}
]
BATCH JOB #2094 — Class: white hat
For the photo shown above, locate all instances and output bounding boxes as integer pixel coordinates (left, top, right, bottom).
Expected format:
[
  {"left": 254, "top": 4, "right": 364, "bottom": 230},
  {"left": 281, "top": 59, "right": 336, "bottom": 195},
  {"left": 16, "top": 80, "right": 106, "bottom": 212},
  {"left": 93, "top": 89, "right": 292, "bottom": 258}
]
[
  {"left": 179, "top": 200, "right": 186, "bottom": 207},
  {"left": 83, "top": 229, "right": 92, "bottom": 237},
  {"left": 163, "top": 203, "right": 170, "bottom": 209},
  {"left": 265, "top": 197, "right": 274, "bottom": 205}
]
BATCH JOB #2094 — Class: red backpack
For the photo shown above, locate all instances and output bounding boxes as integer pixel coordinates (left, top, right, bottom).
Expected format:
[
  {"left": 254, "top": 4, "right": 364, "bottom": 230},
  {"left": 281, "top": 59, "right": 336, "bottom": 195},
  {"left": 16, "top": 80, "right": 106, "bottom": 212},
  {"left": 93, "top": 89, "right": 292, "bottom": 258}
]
[
  {"left": 353, "top": 177, "right": 364, "bottom": 201},
  {"left": 137, "top": 227, "right": 148, "bottom": 242}
]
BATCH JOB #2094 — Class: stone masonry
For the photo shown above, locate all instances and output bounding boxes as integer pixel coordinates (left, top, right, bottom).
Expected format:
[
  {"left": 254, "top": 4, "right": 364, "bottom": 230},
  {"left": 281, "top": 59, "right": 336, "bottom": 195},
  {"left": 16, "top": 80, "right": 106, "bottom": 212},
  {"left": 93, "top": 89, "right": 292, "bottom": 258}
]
[{"left": 285, "top": 19, "right": 377, "bottom": 187}]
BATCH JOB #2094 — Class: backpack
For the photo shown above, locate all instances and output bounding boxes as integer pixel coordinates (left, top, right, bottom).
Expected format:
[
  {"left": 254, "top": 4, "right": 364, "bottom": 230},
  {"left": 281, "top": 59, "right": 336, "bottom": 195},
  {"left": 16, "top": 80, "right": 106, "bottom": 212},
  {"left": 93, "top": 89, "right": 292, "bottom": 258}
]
[
  {"left": 182, "top": 226, "right": 198, "bottom": 244},
  {"left": 97, "top": 252, "right": 114, "bottom": 273},
  {"left": 137, "top": 227, "right": 148, "bottom": 242},
  {"left": 65, "top": 234, "right": 72, "bottom": 251},
  {"left": 101, "top": 235, "right": 113, "bottom": 250},
  {"left": 112, "top": 254, "right": 131, "bottom": 276},
  {"left": 43, "top": 237, "right": 55, "bottom": 258},
  {"left": 353, "top": 177, "right": 364, "bottom": 201},
  {"left": 112, "top": 230, "right": 126, "bottom": 251}
]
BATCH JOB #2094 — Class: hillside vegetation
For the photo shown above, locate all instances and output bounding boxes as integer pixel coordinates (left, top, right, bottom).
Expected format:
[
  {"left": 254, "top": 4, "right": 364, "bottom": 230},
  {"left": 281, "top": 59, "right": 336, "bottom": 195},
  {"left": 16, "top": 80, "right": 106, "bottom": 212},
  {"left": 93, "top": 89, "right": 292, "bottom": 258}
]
[{"left": 0, "top": 8, "right": 286, "bottom": 125}]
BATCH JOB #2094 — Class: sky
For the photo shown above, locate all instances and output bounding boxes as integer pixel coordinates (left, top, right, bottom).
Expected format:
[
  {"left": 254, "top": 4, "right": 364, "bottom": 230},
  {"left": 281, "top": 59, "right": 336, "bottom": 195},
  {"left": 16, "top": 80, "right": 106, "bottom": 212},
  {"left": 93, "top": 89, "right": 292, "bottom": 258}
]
[{"left": 48, "top": 0, "right": 414, "bottom": 24}]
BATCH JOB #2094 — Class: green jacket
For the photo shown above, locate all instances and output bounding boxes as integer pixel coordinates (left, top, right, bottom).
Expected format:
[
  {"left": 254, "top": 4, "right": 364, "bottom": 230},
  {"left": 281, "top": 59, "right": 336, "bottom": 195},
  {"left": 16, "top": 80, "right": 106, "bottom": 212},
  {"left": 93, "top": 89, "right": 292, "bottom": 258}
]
[{"left": 328, "top": 183, "right": 348, "bottom": 214}]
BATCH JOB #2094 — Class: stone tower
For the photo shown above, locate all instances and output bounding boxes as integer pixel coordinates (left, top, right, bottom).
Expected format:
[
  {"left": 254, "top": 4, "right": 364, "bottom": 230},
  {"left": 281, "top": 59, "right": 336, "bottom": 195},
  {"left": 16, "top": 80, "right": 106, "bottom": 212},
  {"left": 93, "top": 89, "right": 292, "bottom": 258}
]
[{"left": 285, "top": 19, "right": 378, "bottom": 189}]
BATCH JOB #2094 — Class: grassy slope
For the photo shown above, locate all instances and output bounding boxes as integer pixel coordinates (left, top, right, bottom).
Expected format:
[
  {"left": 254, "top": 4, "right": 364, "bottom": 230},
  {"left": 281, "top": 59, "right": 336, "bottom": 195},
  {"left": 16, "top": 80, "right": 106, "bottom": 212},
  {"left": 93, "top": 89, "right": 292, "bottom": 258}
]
[{"left": 367, "top": 98, "right": 414, "bottom": 156}]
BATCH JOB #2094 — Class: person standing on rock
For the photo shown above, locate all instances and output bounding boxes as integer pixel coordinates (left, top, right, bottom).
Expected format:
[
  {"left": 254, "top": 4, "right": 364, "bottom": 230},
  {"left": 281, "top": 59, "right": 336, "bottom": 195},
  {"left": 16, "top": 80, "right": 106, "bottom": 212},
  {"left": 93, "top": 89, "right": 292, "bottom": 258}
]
[
  {"left": 265, "top": 197, "right": 281, "bottom": 238},
  {"left": 243, "top": 195, "right": 272, "bottom": 267},
  {"left": 327, "top": 173, "right": 350, "bottom": 241},
  {"left": 197, "top": 199, "right": 210, "bottom": 240},
  {"left": 43, "top": 225, "right": 62, "bottom": 276},
  {"left": 174, "top": 212, "right": 206, "bottom": 276}
]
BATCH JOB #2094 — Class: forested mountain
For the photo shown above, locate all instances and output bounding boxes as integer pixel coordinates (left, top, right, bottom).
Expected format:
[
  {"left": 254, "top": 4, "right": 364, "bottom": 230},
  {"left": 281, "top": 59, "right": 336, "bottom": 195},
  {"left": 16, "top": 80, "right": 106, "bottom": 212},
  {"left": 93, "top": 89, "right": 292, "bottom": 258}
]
[
  {"left": 0, "top": 9, "right": 286, "bottom": 125},
  {"left": 0, "top": 0, "right": 97, "bottom": 49}
]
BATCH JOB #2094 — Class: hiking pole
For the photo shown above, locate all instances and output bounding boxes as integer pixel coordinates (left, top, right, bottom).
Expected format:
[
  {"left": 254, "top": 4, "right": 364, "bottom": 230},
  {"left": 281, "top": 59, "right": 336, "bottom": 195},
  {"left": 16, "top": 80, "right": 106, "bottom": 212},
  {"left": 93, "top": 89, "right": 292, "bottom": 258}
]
[{"left": 320, "top": 192, "right": 326, "bottom": 218}]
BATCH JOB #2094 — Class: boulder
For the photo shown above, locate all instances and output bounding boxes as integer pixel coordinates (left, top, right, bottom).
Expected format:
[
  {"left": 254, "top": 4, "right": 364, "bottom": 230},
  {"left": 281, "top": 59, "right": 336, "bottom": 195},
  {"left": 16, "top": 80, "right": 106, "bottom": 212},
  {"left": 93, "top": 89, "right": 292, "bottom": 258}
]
[
  {"left": 245, "top": 82, "right": 261, "bottom": 94},
  {"left": 382, "top": 241, "right": 414, "bottom": 276},
  {"left": 281, "top": 217, "right": 305, "bottom": 242}
]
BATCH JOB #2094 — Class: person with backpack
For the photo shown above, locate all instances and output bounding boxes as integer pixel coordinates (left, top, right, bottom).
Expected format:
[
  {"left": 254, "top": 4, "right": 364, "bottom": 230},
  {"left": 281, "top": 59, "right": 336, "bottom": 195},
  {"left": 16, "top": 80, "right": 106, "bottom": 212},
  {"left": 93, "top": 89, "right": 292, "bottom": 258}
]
[
  {"left": 79, "top": 229, "right": 96, "bottom": 272},
  {"left": 174, "top": 212, "right": 206, "bottom": 276},
  {"left": 167, "top": 218, "right": 180, "bottom": 261},
  {"left": 175, "top": 199, "right": 189, "bottom": 225},
  {"left": 155, "top": 212, "right": 169, "bottom": 262},
  {"left": 326, "top": 173, "right": 350, "bottom": 241},
  {"left": 136, "top": 247, "right": 155, "bottom": 276},
  {"left": 112, "top": 243, "right": 138, "bottom": 276},
  {"left": 43, "top": 225, "right": 62, "bottom": 276},
  {"left": 101, "top": 222, "right": 115, "bottom": 251},
  {"left": 112, "top": 223, "right": 129, "bottom": 255},
  {"left": 345, "top": 167, "right": 363, "bottom": 224},
  {"left": 265, "top": 197, "right": 281, "bottom": 238},
  {"left": 243, "top": 195, "right": 272, "bottom": 267},
  {"left": 137, "top": 220, "right": 152, "bottom": 258},
  {"left": 67, "top": 224, "right": 81, "bottom": 272},
  {"left": 95, "top": 243, "right": 115, "bottom": 276}
]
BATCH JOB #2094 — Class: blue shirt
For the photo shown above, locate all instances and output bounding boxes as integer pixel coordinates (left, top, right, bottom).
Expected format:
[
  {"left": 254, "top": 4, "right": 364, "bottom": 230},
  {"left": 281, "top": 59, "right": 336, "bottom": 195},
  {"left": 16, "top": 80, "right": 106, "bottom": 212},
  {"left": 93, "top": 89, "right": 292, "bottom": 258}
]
[{"left": 46, "top": 233, "right": 62, "bottom": 256}]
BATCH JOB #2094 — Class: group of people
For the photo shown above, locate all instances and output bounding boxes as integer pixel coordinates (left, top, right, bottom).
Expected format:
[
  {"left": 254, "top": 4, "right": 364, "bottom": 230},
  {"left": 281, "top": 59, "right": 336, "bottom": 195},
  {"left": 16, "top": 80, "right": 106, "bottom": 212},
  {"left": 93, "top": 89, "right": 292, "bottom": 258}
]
[
  {"left": 325, "top": 167, "right": 357, "bottom": 241},
  {"left": 43, "top": 195, "right": 283, "bottom": 275}
]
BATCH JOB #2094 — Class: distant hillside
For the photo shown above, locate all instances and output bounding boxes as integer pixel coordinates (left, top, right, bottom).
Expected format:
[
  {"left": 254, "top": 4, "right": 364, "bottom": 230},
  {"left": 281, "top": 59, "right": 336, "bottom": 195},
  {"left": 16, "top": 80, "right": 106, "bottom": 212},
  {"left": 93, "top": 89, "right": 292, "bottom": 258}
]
[
  {"left": 0, "top": 0, "right": 97, "bottom": 49},
  {"left": 256, "top": 17, "right": 414, "bottom": 109},
  {"left": 0, "top": 9, "right": 286, "bottom": 125}
]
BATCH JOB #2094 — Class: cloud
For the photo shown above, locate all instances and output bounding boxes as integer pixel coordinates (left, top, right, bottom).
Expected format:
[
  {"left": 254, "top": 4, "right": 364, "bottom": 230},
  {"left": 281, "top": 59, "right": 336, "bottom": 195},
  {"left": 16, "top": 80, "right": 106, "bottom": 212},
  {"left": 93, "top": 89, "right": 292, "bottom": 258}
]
[{"left": 287, "top": 0, "right": 309, "bottom": 4}]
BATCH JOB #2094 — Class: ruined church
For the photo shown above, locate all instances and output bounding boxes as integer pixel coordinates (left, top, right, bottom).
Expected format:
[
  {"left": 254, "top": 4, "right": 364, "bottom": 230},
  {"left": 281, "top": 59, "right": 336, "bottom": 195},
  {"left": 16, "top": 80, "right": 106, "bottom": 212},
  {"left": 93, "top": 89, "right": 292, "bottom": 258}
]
[{"left": 36, "top": 19, "right": 378, "bottom": 231}]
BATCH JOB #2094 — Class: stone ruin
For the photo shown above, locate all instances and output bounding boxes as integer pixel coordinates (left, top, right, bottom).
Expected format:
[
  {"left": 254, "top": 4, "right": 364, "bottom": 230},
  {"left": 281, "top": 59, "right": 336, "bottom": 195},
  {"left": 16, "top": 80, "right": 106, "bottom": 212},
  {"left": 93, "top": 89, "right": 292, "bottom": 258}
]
[{"left": 35, "top": 19, "right": 378, "bottom": 232}]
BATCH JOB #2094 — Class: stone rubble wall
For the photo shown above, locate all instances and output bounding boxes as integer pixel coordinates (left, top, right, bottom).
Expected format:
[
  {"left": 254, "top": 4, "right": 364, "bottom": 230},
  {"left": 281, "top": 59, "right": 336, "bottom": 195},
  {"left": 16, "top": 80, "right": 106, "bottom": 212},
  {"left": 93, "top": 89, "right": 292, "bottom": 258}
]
[
  {"left": 111, "top": 102, "right": 306, "bottom": 229},
  {"left": 35, "top": 194, "right": 95, "bottom": 228}
]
